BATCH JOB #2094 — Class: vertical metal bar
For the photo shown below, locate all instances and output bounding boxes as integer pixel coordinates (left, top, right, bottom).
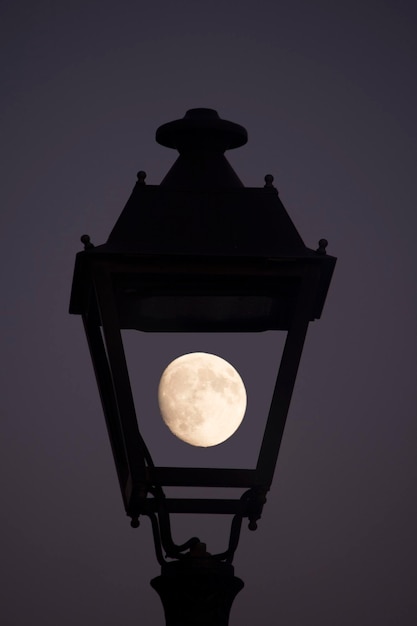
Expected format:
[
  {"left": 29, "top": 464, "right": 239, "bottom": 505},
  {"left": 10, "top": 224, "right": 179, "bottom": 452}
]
[
  {"left": 83, "top": 314, "right": 129, "bottom": 504},
  {"left": 256, "top": 269, "right": 320, "bottom": 486},
  {"left": 93, "top": 264, "right": 151, "bottom": 490}
]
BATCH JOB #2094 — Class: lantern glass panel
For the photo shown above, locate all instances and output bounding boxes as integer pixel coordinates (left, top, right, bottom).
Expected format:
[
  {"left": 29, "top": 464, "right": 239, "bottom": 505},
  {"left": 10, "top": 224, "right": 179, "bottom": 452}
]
[{"left": 121, "top": 329, "right": 286, "bottom": 471}]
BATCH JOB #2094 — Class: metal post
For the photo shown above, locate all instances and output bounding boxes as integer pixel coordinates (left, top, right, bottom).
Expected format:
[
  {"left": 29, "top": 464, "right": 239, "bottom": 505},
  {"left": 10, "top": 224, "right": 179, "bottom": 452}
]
[{"left": 151, "top": 544, "right": 244, "bottom": 626}]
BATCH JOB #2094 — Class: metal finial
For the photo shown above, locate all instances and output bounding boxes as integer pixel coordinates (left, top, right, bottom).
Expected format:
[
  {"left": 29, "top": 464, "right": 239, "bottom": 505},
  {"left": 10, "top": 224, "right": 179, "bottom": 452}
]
[
  {"left": 80, "top": 234, "right": 94, "bottom": 249},
  {"left": 264, "top": 174, "right": 278, "bottom": 193},
  {"left": 130, "top": 516, "right": 140, "bottom": 528},
  {"left": 248, "top": 520, "right": 258, "bottom": 531},
  {"left": 137, "top": 171, "right": 147, "bottom": 184},
  {"left": 156, "top": 109, "right": 247, "bottom": 152},
  {"left": 316, "top": 238, "right": 328, "bottom": 255}
]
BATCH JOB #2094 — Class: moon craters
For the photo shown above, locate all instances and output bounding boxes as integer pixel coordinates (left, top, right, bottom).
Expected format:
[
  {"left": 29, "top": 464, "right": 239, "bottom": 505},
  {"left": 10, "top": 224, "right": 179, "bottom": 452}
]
[{"left": 158, "top": 352, "right": 247, "bottom": 447}]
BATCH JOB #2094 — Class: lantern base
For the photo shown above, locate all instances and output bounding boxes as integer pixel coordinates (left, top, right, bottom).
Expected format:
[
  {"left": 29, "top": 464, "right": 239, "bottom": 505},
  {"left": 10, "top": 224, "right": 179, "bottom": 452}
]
[{"left": 151, "top": 548, "right": 244, "bottom": 626}]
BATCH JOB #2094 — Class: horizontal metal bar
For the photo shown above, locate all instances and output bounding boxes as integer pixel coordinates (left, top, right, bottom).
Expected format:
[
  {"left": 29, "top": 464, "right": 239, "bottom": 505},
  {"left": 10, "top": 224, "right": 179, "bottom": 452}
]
[
  {"left": 142, "top": 498, "right": 243, "bottom": 515},
  {"left": 145, "top": 467, "right": 260, "bottom": 488}
]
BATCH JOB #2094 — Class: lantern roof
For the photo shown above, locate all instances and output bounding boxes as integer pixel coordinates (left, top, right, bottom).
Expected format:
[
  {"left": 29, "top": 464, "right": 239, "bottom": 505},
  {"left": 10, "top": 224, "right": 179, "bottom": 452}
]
[{"left": 70, "top": 109, "right": 335, "bottom": 323}]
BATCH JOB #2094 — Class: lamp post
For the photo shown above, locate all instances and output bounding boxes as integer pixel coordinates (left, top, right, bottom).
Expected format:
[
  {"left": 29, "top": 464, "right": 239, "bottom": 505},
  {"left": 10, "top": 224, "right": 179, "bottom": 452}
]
[{"left": 70, "top": 108, "right": 336, "bottom": 626}]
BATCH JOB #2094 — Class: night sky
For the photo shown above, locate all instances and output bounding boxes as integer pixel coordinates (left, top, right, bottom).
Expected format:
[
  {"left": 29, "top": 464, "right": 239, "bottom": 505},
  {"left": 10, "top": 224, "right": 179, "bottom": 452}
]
[{"left": 2, "top": 1, "right": 416, "bottom": 625}]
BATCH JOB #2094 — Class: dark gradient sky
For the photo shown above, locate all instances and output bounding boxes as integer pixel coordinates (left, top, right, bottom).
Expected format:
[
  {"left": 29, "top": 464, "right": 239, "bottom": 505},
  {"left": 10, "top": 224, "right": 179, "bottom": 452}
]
[{"left": 1, "top": 1, "right": 416, "bottom": 625}]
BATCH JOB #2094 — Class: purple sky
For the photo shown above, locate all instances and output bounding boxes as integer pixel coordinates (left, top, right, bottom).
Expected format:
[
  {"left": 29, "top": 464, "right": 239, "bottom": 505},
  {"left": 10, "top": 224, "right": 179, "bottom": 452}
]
[{"left": 1, "top": 1, "right": 416, "bottom": 625}]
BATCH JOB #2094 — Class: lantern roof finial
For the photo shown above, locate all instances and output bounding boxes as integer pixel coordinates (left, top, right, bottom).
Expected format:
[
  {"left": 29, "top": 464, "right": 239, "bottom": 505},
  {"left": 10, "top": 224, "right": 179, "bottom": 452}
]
[{"left": 156, "top": 108, "right": 248, "bottom": 154}]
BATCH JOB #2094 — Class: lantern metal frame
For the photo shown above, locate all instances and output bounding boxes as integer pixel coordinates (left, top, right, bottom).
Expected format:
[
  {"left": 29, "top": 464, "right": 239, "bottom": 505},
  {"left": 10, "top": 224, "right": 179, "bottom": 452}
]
[{"left": 70, "top": 109, "right": 336, "bottom": 566}]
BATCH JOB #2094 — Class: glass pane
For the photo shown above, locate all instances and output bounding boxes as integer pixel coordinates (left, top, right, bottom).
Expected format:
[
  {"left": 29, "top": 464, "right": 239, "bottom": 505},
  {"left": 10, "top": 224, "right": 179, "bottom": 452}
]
[{"left": 121, "top": 330, "right": 285, "bottom": 470}]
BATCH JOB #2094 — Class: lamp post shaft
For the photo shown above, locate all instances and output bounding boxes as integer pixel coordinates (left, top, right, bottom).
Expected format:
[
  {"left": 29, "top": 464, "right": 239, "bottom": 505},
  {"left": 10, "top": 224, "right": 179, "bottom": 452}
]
[{"left": 151, "top": 558, "right": 244, "bottom": 626}]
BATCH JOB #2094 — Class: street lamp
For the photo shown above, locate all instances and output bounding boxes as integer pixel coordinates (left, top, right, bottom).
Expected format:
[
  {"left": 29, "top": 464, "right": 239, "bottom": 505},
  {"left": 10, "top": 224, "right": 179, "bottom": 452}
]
[{"left": 69, "top": 108, "right": 336, "bottom": 626}]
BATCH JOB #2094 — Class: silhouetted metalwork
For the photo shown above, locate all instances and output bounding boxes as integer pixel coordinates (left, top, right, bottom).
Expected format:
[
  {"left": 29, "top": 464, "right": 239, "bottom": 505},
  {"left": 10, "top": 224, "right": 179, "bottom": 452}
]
[{"left": 70, "top": 108, "right": 336, "bottom": 625}]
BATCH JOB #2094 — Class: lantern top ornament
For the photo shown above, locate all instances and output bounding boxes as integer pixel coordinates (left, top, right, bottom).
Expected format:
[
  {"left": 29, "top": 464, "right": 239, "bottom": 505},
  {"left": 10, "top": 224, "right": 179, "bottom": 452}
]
[{"left": 156, "top": 108, "right": 248, "bottom": 153}]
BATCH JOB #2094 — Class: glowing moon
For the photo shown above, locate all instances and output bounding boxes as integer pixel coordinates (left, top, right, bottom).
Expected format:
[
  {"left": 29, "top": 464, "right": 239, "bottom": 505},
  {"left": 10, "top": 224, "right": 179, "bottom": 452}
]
[{"left": 158, "top": 352, "right": 247, "bottom": 447}]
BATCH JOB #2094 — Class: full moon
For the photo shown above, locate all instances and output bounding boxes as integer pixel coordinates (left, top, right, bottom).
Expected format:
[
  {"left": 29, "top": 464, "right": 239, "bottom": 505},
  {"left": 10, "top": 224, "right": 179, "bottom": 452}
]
[{"left": 158, "top": 352, "right": 247, "bottom": 447}]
